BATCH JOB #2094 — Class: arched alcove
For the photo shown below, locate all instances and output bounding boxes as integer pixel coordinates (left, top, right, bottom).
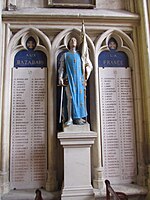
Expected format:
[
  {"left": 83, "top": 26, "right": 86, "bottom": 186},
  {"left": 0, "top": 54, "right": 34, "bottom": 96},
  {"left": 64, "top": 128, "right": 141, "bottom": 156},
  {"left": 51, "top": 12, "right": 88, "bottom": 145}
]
[
  {"left": 52, "top": 28, "right": 96, "bottom": 186},
  {"left": 1, "top": 27, "right": 58, "bottom": 192},
  {"left": 52, "top": 28, "right": 95, "bottom": 128},
  {"left": 94, "top": 29, "right": 144, "bottom": 186},
  {"left": 11, "top": 33, "right": 48, "bottom": 189}
]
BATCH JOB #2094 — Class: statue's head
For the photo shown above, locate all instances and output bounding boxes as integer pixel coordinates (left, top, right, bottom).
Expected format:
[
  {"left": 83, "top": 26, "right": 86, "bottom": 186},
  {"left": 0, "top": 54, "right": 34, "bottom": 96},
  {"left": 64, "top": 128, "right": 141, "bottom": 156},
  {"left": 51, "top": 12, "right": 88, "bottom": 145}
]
[{"left": 68, "top": 37, "right": 77, "bottom": 49}]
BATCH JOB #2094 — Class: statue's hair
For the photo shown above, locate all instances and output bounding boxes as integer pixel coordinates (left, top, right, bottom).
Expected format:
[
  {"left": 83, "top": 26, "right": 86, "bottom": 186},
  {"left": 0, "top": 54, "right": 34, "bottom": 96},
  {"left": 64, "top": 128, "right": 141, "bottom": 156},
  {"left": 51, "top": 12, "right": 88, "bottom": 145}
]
[{"left": 67, "top": 37, "right": 79, "bottom": 50}]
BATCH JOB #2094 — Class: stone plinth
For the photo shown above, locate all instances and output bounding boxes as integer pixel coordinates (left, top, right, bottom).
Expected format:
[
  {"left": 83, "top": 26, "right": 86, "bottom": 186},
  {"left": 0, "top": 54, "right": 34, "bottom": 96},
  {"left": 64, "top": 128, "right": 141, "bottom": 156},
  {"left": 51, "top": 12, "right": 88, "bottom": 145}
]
[{"left": 58, "top": 128, "right": 97, "bottom": 200}]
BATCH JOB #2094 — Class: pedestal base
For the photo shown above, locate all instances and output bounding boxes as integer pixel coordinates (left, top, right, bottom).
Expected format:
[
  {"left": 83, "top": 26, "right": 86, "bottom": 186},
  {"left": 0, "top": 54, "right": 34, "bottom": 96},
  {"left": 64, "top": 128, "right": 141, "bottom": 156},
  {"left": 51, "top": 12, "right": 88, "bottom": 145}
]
[
  {"left": 58, "top": 130, "right": 97, "bottom": 200},
  {"left": 61, "top": 187, "right": 95, "bottom": 200},
  {"left": 93, "top": 167, "right": 104, "bottom": 189},
  {"left": 0, "top": 172, "right": 10, "bottom": 194}
]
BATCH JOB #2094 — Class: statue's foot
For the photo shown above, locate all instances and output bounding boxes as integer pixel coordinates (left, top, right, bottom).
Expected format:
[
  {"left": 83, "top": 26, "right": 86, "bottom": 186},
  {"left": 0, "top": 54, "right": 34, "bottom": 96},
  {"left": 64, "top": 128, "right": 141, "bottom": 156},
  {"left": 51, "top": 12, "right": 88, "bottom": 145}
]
[
  {"left": 65, "top": 119, "right": 73, "bottom": 126},
  {"left": 73, "top": 118, "right": 85, "bottom": 125},
  {"left": 80, "top": 118, "right": 86, "bottom": 123}
]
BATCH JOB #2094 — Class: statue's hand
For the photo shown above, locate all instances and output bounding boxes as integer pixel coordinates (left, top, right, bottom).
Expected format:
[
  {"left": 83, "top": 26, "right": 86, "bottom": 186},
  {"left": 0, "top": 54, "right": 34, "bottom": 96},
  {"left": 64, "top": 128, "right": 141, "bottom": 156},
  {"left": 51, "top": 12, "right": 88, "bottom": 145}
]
[{"left": 59, "top": 77, "right": 64, "bottom": 86}]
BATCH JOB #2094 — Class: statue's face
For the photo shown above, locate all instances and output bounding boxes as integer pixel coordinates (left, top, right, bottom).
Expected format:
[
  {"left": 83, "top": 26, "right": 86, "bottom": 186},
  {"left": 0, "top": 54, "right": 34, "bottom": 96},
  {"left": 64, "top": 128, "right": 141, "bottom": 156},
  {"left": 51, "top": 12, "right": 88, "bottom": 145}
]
[{"left": 69, "top": 37, "right": 77, "bottom": 49}]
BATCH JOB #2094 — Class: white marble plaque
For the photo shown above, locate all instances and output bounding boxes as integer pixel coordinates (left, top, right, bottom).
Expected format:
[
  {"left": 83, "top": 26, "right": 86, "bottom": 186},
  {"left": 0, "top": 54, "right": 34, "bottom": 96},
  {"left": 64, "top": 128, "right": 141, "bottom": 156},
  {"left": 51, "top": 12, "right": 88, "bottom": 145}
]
[
  {"left": 99, "top": 67, "right": 137, "bottom": 184},
  {"left": 10, "top": 68, "right": 47, "bottom": 189}
]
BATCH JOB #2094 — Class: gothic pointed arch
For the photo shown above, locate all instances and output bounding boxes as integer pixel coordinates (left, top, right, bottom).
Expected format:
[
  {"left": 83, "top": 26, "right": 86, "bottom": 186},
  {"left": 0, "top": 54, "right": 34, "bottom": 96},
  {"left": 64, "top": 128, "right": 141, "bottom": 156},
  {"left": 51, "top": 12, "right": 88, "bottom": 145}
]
[
  {"left": 7, "top": 27, "right": 51, "bottom": 69},
  {"left": 52, "top": 28, "right": 95, "bottom": 127},
  {"left": 95, "top": 28, "right": 136, "bottom": 68},
  {"left": 52, "top": 27, "right": 95, "bottom": 69},
  {"left": 1, "top": 27, "right": 58, "bottom": 191},
  {"left": 95, "top": 28, "right": 144, "bottom": 185}
]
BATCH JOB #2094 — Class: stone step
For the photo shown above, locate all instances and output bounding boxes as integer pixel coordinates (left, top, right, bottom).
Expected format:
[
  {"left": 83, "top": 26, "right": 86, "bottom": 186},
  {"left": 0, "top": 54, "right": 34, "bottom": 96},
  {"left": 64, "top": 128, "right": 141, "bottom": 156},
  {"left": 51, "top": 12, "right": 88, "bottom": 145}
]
[
  {"left": 94, "top": 183, "right": 148, "bottom": 200},
  {"left": 1, "top": 184, "right": 148, "bottom": 200},
  {"left": 1, "top": 189, "right": 61, "bottom": 200},
  {"left": 95, "top": 194, "right": 147, "bottom": 200}
]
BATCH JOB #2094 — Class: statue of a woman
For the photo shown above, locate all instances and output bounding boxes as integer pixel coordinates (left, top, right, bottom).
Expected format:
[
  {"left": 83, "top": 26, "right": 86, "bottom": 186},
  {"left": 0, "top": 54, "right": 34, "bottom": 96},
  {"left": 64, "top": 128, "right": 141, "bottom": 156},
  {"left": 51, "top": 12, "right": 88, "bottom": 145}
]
[{"left": 58, "top": 37, "right": 92, "bottom": 126}]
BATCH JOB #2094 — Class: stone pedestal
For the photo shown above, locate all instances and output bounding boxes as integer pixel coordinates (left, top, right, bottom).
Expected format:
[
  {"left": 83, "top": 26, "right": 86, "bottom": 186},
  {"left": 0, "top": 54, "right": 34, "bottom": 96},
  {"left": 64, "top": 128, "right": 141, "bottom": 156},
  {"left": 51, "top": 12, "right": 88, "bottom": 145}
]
[{"left": 58, "top": 126, "right": 97, "bottom": 200}]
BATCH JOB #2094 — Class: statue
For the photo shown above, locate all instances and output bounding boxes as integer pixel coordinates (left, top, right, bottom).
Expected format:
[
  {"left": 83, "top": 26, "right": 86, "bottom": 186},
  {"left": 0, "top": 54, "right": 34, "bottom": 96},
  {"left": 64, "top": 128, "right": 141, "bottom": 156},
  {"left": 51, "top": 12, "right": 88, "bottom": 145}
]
[{"left": 58, "top": 24, "right": 93, "bottom": 126}]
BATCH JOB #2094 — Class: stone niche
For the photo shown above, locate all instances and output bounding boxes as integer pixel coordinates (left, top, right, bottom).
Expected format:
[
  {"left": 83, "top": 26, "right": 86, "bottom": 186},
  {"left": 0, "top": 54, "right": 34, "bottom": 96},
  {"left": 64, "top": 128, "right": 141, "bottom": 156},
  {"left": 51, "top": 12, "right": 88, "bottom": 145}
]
[{"left": 10, "top": 36, "right": 48, "bottom": 190}]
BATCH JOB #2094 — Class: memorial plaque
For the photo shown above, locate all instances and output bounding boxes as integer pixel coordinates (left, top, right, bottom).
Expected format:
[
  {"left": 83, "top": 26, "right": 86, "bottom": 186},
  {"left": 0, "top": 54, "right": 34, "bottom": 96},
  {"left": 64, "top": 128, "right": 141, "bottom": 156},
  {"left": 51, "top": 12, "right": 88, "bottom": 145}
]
[
  {"left": 10, "top": 68, "right": 47, "bottom": 189},
  {"left": 99, "top": 67, "right": 137, "bottom": 184}
]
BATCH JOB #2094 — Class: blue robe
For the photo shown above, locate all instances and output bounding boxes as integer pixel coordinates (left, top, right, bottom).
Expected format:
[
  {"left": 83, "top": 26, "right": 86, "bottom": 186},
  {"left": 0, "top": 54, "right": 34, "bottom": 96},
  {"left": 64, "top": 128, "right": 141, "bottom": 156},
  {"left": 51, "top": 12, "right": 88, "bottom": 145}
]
[{"left": 65, "top": 51, "right": 87, "bottom": 119}]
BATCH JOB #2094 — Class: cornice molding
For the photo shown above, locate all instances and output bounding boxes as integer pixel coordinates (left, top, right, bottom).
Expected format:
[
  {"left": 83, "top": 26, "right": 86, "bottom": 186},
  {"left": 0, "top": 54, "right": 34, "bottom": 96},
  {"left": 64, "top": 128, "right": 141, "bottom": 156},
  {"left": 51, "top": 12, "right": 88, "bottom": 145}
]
[{"left": 2, "top": 8, "right": 140, "bottom": 25}]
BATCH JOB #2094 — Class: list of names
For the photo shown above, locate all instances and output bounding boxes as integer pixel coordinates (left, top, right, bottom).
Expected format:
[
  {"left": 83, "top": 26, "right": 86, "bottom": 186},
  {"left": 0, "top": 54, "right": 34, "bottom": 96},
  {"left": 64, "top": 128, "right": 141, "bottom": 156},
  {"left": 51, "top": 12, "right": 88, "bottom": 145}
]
[
  {"left": 10, "top": 68, "right": 47, "bottom": 189},
  {"left": 99, "top": 68, "right": 137, "bottom": 184}
]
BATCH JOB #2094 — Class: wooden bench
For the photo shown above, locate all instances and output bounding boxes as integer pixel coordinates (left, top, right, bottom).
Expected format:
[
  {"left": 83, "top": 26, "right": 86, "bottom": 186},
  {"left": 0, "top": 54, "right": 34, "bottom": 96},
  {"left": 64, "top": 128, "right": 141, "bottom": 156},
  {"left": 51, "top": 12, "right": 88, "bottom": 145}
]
[{"left": 105, "top": 180, "right": 128, "bottom": 200}]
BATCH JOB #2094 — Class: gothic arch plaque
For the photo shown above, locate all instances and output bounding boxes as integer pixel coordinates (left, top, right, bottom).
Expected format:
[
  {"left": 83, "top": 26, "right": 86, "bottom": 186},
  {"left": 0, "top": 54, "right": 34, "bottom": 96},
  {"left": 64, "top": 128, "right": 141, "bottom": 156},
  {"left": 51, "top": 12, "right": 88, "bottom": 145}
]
[
  {"left": 10, "top": 36, "right": 47, "bottom": 189},
  {"left": 99, "top": 37, "right": 137, "bottom": 184}
]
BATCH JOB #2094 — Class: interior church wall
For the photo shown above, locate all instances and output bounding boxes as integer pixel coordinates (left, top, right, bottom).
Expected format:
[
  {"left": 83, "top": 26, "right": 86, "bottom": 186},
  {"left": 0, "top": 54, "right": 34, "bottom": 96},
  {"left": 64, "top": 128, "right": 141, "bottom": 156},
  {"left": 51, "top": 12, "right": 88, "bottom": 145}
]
[
  {"left": 96, "top": 0, "right": 125, "bottom": 9},
  {"left": 0, "top": 16, "right": 142, "bottom": 190},
  {"left": 0, "top": 0, "right": 150, "bottom": 198},
  {"left": 15, "top": 0, "right": 47, "bottom": 8}
]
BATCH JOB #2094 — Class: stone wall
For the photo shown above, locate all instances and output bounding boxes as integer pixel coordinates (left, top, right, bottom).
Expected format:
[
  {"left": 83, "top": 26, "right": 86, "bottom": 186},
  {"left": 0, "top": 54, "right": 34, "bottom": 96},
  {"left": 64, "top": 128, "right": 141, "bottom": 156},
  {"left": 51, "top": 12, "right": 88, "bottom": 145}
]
[
  {"left": 3, "top": 0, "right": 125, "bottom": 10},
  {"left": 16, "top": 0, "right": 47, "bottom": 8},
  {"left": 96, "top": 0, "right": 125, "bottom": 9}
]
